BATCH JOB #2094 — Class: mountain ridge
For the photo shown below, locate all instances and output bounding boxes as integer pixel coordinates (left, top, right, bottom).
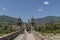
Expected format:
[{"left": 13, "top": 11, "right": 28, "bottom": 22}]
[
  {"left": 35, "top": 16, "right": 60, "bottom": 24},
  {"left": 0, "top": 15, "right": 17, "bottom": 25},
  {"left": 0, "top": 15, "right": 60, "bottom": 24}
]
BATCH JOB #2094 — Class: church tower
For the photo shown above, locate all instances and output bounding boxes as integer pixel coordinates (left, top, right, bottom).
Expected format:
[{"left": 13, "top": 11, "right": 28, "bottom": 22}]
[
  {"left": 17, "top": 17, "right": 22, "bottom": 26},
  {"left": 28, "top": 19, "right": 30, "bottom": 26},
  {"left": 31, "top": 17, "right": 35, "bottom": 26},
  {"left": 31, "top": 17, "right": 35, "bottom": 31}
]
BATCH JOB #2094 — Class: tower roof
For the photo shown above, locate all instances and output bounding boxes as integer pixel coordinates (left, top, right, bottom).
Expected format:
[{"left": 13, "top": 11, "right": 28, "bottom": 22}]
[
  {"left": 18, "top": 16, "right": 21, "bottom": 20},
  {"left": 31, "top": 16, "right": 35, "bottom": 20}
]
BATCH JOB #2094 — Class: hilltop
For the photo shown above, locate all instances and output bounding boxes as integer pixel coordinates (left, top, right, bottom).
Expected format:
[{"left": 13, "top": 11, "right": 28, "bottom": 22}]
[
  {"left": 0, "top": 15, "right": 17, "bottom": 25},
  {"left": 35, "top": 16, "right": 60, "bottom": 24}
]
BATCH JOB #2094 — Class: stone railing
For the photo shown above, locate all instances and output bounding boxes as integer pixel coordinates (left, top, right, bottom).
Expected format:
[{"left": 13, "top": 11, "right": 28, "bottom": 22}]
[
  {"left": 0, "top": 31, "right": 21, "bottom": 40},
  {"left": 22, "top": 34, "right": 26, "bottom": 40},
  {"left": 33, "top": 31, "right": 52, "bottom": 40}
]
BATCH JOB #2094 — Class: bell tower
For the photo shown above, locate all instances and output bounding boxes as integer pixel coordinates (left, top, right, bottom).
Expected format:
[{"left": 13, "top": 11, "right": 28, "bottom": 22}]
[
  {"left": 31, "top": 17, "right": 35, "bottom": 31},
  {"left": 17, "top": 17, "right": 22, "bottom": 27},
  {"left": 17, "top": 17, "right": 23, "bottom": 32}
]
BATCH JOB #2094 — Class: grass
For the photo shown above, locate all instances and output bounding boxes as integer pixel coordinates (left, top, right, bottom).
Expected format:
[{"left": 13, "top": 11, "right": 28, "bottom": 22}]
[
  {"left": 0, "top": 34, "right": 6, "bottom": 36},
  {"left": 39, "top": 32, "right": 54, "bottom": 36}
]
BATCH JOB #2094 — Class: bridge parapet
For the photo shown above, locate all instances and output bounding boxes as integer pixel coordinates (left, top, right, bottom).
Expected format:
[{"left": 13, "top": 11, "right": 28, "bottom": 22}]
[
  {"left": 33, "top": 31, "right": 52, "bottom": 40},
  {"left": 0, "top": 31, "right": 21, "bottom": 40}
]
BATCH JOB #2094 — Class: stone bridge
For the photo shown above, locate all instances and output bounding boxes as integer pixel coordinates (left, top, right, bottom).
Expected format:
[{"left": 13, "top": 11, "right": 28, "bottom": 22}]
[
  {"left": 0, "top": 30, "right": 52, "bottom": 40},
  {"left": 0, "top": 31, "right": 21, "bottom": 40},
  {"left": 0, "top": 17, "right": 52, "bottom": 40}
]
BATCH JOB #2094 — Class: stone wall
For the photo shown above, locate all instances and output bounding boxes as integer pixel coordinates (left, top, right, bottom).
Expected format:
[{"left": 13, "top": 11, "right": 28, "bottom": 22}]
[{"left": 0, "top": 31, "right": 21, "bottom": 40}]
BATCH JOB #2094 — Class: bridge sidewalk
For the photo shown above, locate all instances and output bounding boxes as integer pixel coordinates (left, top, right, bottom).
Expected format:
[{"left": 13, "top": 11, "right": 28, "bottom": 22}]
[
  {"left": 14, "top": 34, "right": 25, "bottom": 40},
  {"left": 26, "top": 33, "right": 36, "bottom": 40}
]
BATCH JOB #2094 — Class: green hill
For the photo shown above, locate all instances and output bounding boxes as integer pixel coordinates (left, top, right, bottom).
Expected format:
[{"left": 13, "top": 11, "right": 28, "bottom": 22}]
[
  {"left": 0, "top": 15, "right": 60, "bottom": 25},
  {"left": 0, "top": 15, "right": 17, "bottom": 25},
  {"left": 35, "top": 16, "right": 60, "bottom": 24}
]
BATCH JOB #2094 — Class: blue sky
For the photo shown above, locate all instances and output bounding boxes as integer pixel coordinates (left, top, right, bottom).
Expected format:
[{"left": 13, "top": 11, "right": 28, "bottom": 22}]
[{"left": 0, "top": 0, "right": 60, "bottom": 22}]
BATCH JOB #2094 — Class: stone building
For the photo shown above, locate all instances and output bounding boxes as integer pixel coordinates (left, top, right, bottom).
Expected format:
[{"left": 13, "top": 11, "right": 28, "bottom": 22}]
[
  {"left": 17, "top": 17, "right": 23, "bottom": 31},
  {"left": 31, "top": 17, "right": 35, "bottom": 31},
  {"left": 17, "top": 17, "right": 22, "bottom": 26}
]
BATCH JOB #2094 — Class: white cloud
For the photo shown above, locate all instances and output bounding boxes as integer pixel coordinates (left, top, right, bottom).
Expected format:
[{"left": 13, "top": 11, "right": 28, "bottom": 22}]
[
  {"left": 38, "top": 8, "right": 43, "bottom": 11},
  {"left": 3, "top": 8, "right": 6, "bottom": 10},
  {"left": 43, "top": 1, "right": 49, "bottom": 5}
]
